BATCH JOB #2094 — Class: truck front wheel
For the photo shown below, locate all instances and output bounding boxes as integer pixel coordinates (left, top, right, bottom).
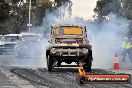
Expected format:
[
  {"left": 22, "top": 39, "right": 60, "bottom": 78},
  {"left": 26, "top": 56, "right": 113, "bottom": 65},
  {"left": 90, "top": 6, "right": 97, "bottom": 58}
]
[
  {"left": 47, "top": 55, "right": 53, "bottom": 72},
  {"left": 83, "top": 54, "right": 92, "bottom": 72}
]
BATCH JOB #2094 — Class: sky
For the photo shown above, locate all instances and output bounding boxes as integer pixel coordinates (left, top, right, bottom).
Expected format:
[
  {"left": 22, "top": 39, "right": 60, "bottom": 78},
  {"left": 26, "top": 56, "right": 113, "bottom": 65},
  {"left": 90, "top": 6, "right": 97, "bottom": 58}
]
[{"left": 72, "top": 0, "right": 98, "bottom": 19}]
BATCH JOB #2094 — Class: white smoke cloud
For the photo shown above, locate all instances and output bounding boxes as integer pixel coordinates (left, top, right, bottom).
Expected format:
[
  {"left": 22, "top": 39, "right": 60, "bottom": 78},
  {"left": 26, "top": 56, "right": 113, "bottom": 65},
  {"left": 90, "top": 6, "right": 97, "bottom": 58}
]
[
  {"left": 30, "top": 1, "right": 130, "bottom": 69},
  {"left": 2, "top": 0, "right": 130, "bottom": 69},
  {"left": 60, "top": 14, "right": 129, "bottom": 69},
  {"left": 91, "top": 14, "right": 129, "bottom": 69}
]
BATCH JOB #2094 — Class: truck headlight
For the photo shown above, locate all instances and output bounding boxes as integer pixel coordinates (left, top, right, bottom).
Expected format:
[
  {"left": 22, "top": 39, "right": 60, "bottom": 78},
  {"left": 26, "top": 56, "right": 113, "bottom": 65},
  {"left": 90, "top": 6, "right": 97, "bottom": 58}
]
[
  {"left": 83, "top": 48, "right": 88, "bottom": 54},
  {"left": 50, "top": 48, "right": 56, "bottom": 54}
]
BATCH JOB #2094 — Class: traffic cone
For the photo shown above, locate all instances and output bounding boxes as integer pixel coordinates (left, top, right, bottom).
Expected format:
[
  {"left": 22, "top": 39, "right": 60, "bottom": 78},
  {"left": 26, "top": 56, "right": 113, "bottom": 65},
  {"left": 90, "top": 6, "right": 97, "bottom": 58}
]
[{"left": 114, "top": 53, "right": 120, "bottom": 70}]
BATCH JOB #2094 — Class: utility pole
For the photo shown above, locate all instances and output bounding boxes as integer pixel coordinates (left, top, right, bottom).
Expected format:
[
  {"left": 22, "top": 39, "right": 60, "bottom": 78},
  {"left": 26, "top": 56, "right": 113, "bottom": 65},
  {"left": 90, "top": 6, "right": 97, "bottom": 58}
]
[{"left": 27, "top": 0, "right": 32, "bottom": 32}]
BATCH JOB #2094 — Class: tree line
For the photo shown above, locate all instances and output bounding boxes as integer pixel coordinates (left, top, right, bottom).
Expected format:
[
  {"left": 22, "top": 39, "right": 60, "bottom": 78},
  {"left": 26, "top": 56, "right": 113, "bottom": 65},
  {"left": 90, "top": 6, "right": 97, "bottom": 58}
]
[
  {"left": 94, "top": 0, "right": 132, "bottom": 34},
  {"left": 0, "top": 0, "right": 70, "bottom": 34},
  {"left": 0, "top": 0, "right": 132, "bottom": 34}
]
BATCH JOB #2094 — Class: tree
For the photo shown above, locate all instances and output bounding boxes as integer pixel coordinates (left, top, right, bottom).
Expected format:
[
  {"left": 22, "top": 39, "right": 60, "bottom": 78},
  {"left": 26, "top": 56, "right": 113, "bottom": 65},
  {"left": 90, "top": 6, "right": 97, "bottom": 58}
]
[
  {"left": 54, "top": 0, "right": 70, "bottom": 7},
  {"left": 94, "top": 0, "right": 121, "bottom": 21},
  {"left": 120, "top": 0, "right": 132, "bottom": 19},
  {"left": 0, "top": 1, "right": 10, "bottom": 23},
  {"left": 0, "top": 0, "right": 71, "bottom": 34},
  {"left": 94, "top": 0, "right": 132, "bottom": 34}
]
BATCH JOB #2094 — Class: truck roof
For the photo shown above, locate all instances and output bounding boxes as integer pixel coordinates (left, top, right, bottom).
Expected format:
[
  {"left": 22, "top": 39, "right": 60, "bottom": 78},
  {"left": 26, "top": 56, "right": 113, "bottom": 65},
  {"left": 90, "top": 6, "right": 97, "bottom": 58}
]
[
  {"left": 52, "top": 22, "right": 85, "bottom": 28},
  {"left": 4, "top": 34, "right": 20, "bottom": 37},
  {"left": 20, "top": 32, "right": 41, "bottom": 36}
]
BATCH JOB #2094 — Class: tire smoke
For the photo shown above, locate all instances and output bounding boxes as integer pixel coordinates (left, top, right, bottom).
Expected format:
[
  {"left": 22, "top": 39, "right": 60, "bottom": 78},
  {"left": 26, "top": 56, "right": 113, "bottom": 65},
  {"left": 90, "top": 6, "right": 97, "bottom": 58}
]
[{"left": 29, "top": 0, "right": 130, "bottom": 69}]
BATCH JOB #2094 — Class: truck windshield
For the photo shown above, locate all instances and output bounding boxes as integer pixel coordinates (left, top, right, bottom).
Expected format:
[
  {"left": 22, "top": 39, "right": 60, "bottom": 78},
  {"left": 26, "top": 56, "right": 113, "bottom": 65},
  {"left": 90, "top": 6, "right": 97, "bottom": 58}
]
[
  {"left": 4, "top": 36, "right": 18, "bottom": 42},
  {"left": 22, "top": 35, "right": 41, "bottom": 41},
  {"left": 63, "top": 27, "right": 83, "bottom": 35}
]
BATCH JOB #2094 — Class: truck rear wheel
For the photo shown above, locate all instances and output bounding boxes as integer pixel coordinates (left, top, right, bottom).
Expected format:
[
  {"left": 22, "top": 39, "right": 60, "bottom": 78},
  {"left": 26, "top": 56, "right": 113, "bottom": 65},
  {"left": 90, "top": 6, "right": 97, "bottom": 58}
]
[{"left": 47, "top": 55, "right": 53, "bottom": 72}]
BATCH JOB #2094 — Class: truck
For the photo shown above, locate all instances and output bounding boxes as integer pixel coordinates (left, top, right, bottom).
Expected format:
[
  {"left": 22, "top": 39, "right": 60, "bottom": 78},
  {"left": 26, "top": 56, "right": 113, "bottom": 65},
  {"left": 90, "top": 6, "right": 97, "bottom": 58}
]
[
  {"left": 15, "top": 33, "right": 43, "bottom": 58},
  {"left": 0, "top": 34, "right": 20, "bottom": 55},
  {"left": 46, "top": 23, "right": 93, "bottom": 72}
]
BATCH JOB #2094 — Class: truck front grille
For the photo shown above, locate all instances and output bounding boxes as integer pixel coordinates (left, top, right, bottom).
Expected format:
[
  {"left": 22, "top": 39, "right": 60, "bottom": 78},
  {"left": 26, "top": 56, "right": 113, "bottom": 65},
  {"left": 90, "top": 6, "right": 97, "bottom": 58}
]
[
  {"left": 56, "top": 48, "right": 84, "bottom": 56},
  {"left": 62, "top": 52, "right": 77, "bottom": 56}
]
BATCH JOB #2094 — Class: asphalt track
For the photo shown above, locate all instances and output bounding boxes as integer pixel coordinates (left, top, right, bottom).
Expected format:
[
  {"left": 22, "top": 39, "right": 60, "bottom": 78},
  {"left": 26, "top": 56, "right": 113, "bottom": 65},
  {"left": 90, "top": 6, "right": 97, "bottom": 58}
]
[{"left": 0, "top": 55, "right": 132, "bottom": 88}]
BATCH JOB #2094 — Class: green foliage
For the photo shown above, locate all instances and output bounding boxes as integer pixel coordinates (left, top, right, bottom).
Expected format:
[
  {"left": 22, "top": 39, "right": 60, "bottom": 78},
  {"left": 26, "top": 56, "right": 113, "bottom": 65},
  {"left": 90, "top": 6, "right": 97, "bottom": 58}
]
[
  {"left": 121, "top": 0, "right": 132, "bottom": 19},
  {"left": 0, "top": 1, "right": 10, "bottom": 23},
  {"left": 94, "top": 0, "right": 121, "bottom": 21},
  {"left": 94, "top": 0, "right": 132, "bottom": 20},
  {"left": 54, "top": 0, "right": 70, "bottom": 7},
  {"left": 94, "top": 0, "right": 132, "bottom": 34},
  {"left": 0, "top": 0, "right": 69, "bottom": 34}
]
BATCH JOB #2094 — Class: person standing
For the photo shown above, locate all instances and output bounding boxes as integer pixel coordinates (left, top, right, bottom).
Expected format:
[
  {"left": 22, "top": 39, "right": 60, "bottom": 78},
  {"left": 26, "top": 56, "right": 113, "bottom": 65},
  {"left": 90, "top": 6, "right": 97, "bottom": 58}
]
[{"left": 121, "top": 37, "right": 132, "bottom": 62}]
